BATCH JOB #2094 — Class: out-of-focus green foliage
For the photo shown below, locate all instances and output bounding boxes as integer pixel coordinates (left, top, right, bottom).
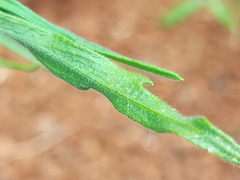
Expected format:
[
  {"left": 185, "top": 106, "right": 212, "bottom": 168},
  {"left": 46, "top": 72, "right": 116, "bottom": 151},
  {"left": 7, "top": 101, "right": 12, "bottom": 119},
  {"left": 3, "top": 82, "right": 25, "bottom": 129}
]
[
  {"left": 0, "top": 35, "right": 40, "bottom": 71},
  {"left": 159, "top": 0, "right": 238, "bottom": 31},
  {"left": 159, "top": 0, "right": 205, "bottom": 28}
]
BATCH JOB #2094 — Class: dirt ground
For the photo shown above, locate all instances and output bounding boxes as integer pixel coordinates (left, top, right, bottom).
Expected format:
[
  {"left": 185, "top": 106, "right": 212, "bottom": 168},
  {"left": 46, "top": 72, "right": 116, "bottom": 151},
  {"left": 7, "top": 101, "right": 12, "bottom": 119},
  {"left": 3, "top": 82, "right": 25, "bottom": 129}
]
[{"left": 1, "top": 0, "right": 240, "bottom": 179}]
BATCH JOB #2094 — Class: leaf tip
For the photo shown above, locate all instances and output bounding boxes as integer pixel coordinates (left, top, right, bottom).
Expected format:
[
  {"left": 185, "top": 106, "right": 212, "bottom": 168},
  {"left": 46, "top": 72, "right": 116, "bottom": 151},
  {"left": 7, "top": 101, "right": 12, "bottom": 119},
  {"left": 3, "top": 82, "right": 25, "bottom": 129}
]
[
  {"left": 178, "top": 76, "right": 184, "bottom": 81},
  {"left": 164, "top": 71, "right": 184, "bottom": 81}
]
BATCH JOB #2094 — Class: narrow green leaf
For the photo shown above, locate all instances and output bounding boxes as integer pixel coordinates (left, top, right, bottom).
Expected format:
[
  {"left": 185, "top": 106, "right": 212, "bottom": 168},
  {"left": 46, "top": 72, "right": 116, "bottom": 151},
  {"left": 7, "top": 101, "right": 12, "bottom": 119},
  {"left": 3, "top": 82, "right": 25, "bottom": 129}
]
[
  {"left": 207, "top": 0, "right": 235, "bottom": 30},
  {"left": 159, "top": 0, "right": 205, "bottom": 28},
  {"left": 100, "top": 52, "right": 183, "bottom": 81},
  {"left": 0, "top": 59, "right": 39, "bottom": 72},
  {"left": 237, "top": 0, "right": 240, "bottom": 9},
  {"left": 0, "top": 34, "right": 40, "bottom": 72},
  {"left": 0, "top": 35, "right": 39, "bottom": 64},
  {"left": 1, "top": 0, "right": 240, "bottom": 166},
  {"left": 0, "top": 0, "right": 182, "bottom": 81}
]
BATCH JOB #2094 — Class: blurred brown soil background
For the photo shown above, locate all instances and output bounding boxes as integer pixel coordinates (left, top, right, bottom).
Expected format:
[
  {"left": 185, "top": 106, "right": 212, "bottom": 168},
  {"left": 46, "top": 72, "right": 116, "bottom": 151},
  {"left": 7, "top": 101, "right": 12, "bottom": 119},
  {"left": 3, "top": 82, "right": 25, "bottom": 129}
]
[{"left": 0, "top": 0, "right": 240, "bottom": 179}]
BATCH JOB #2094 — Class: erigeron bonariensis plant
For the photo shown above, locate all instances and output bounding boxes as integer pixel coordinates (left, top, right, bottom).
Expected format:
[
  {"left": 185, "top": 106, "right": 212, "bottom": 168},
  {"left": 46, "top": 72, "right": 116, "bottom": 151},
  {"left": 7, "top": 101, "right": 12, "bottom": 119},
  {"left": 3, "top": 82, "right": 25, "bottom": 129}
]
[{"left": 0, "top": 0, "right": 240, "bottom": 167}]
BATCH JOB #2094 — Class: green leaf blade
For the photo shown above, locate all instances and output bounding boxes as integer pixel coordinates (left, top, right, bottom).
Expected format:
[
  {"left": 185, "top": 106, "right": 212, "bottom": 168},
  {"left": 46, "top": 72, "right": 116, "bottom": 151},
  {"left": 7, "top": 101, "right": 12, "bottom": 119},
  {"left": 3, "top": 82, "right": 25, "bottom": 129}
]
[
  {"left": 100, "top": 52, "right": 183, "bottom": 81},
  {"left": 0, "top": 59, "right": 39, "bottom": 71},
  {"left": 1, "top": 0, "right": 240, "bottom": 167},
  {"left": 0, "top": 35, "right": 38, "bottom": 63},
  {"left": 159, "top": 0, "right": 205, "bottom": 28},
  {"left": 208, "top": 0, "right": 235, "bottom": 30},
  {"left": 0, "top": 0, "right": 182, "bottom": 81}
]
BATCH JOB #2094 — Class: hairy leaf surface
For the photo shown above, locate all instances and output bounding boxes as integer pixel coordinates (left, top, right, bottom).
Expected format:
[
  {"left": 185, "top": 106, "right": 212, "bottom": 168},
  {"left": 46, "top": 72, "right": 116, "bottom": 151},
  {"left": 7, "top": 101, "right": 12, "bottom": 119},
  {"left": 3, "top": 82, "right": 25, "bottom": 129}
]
[{"left": 1, "top": 0, "right": 240, "bottom": 166}]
